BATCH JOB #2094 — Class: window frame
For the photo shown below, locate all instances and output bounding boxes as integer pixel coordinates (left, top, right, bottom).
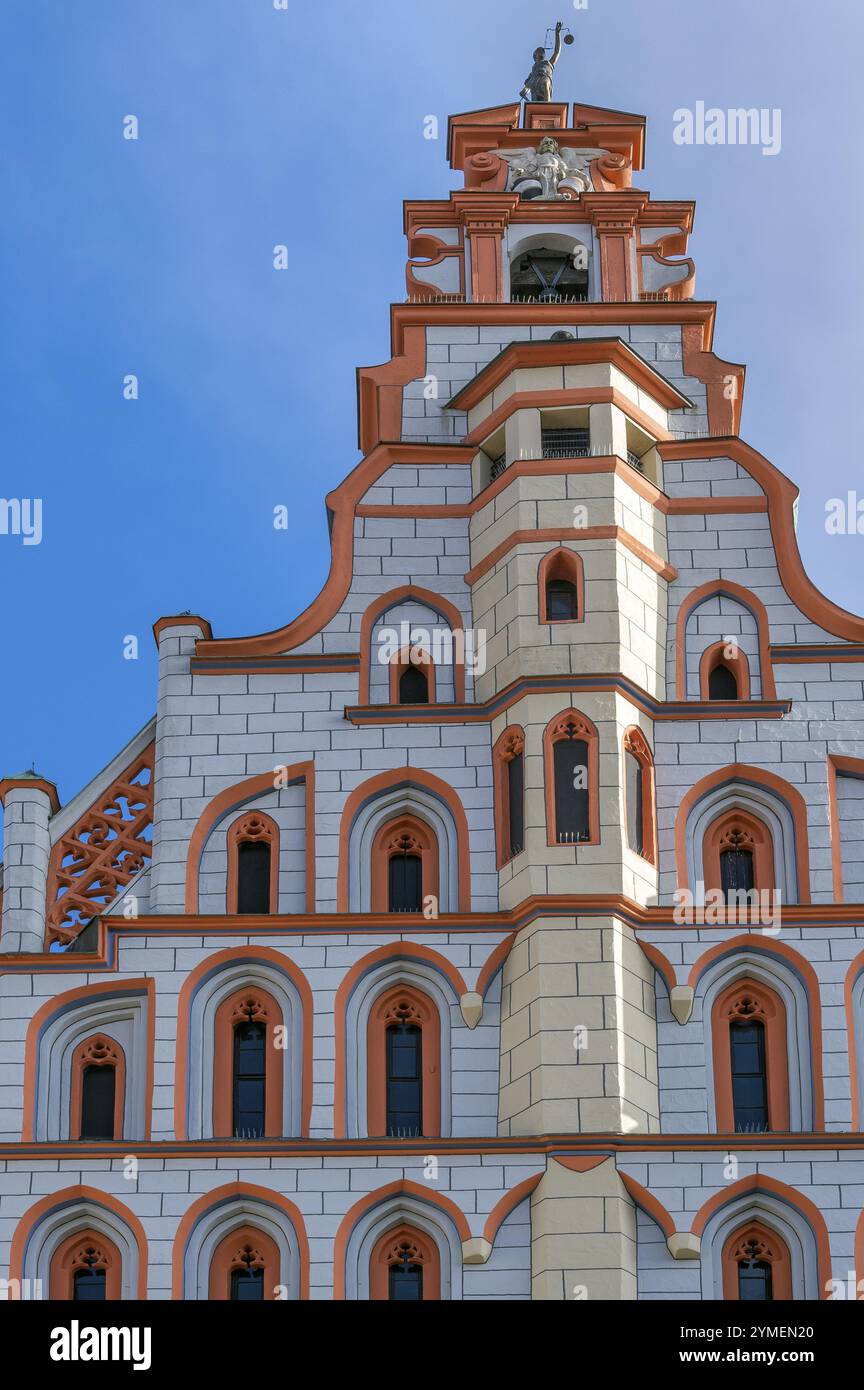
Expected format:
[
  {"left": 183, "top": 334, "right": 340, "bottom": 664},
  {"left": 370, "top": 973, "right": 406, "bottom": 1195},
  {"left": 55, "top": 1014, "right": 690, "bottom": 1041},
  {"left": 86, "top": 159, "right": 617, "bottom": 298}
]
[
  {"left": 711, "top": 979, "right": 790, "bottom": 1132},
  {"left": 721, "top": 1219, "right": 793, "bottom": 1301},
  {"left": 370, "top": 814, "right": 439, "bottom": 915},
  {"left": 366, "top": 984, "right": 441, "bottom": 1138},
  {"left": 369, "top": 1223, "right": 441, "bottom": 1301},
  {"left": 543, "top": 708, "right": 600, "bottom": 847},
  {"left": 70, "top": 1035, "right": 126, "bottom": 1142},
  {"left": 622, "top": 726, "right": 657, "bottom": 865},
  {"left": 227, "top": 811, "right": 279, "bottom": 915},
  {"left": 699, "top": 640, "right": 751, "bottom": 702},
  {"left": 493, "top": 726, "right": 526, "bottom": 868},
  {"left": 50, "top": 1230, "right": 122, "bottom": 1301},
  {"left": 208, "top": 1224, "right": 281, "bottom": 1301},
  {"left": 213, "top": 986, "right": 285, "bottom": 1139},
  {"left": 389, "top": 645, "right": 437, "bottom": 706},
  {"left": 538, "top": 547, "right": 585, "bottom": 625}
]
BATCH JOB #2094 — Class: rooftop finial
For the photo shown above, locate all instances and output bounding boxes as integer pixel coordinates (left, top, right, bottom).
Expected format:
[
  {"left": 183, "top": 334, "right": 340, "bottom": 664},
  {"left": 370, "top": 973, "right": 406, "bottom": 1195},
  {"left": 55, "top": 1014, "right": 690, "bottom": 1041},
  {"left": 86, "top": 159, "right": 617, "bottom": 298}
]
[{"left": 519, "top": 21, "right": 573, "bottom": 104}]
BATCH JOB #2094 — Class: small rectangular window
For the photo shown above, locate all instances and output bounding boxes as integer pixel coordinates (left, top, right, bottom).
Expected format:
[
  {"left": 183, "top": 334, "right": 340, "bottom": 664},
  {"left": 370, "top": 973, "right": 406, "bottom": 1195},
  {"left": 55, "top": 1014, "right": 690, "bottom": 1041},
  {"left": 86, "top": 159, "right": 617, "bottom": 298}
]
[
  {"left": 507, "top": 753, "right": 524, "bottom": 858},
  {"left": 625, "top": 750, "right": 644, "bottom": 856},
  {"left": 237, "top": 840, "right": 271, "bottom": 914}
]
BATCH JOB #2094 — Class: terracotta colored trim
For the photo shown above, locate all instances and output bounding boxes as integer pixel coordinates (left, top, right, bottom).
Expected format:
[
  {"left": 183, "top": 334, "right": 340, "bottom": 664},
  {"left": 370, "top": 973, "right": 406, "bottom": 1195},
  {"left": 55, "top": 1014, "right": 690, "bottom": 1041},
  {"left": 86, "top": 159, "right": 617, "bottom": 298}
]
[
  {"left": 184, "top": 763, "right": 315, "bottom": 915},
  {"left": 152, "top": 613, "right": 212, "bottom": 644},
  {"left": 0, "top": 776, "right": 60, "bottom": 812},
  {"left": 358, "top": 584, "right": 467, "bottom": 704},
  {"left": 463, "top": 387, "right": 673, "bottom": 452},
  {"left": 622, "top": 726, "right": 657, "bottom": 866},
  {"left": 21, "top": 978, "right": 155, "bottom": 1143},
  {"left": 70, "top": 1035, "right": 126, "bottom": 1142},
  {"left": 475, "top": 932, "right": 518, "bottom": 1000},
  {"left": 711, "top": 978, "right": 790, "bottom": 1132},
  {"left": 703, "top": 808, "right": 775, "bottom": 901},
  {"left": 636, "top": 939, "right": 678, "bottom": 997},
  {"left": 466, "top": 525, "right": 676, "bottom": 588},
  {"left": 543, "top": 708, "right": 601, "bottom": 848},
  {"left": 212, "top": 986, "right": 284, "bottom": 1139},
  {"left": 482, "top": 1173, "right": 544, "bottom": 1246},
  {"left": 366, "top": 983, "right": 441, "bottom": 1138},
  {"left": 332, "top": 942, "right": 468, "bottom": 1139},
  {"left": 50, "top": 1227, "right": 123, "bottom": 1301},
  {"left": 674, "top": 764, "right": 810, "bottom": 903},
  {"left": 699, "top": 640, "right": 752, "bottom": 702},
  {"left": 662, "top": 435, "right": 864, "bottom": 644},
  {"left": 689, "top": 1175, "right": 832, "bottom": 1299},
  {"left": 9, "top": 1186, "right": 149, "bottom": 1300},
  {"left": 686, "top": 934, "right": 824, "bottom": 1131},
  {"left": 827, "top": 755, "right": 864, "bottom": 903},
  {"left": 447, "top": 338, "right": 691, "bottom": 412},
  {"left": 553, "top": 1154, "right": 610, "bottom": 1173},
  {"left": 679, "top": 325, "right": 745, "bottom": 436},
  {"left": 208, "top": 1223, "right": 281, "bottom": 1301},
  {"left": 843, "top": 949, "right": 864, "bottom": 1129},
  {"left": 336, "top": 766, "right": 472, "bottom": 914},
  {"left": 369, "top": 1222, "right": 441, "bottom": 1300},
  {"left": 358, "top": 487, "right": 767, "bottom": 526},
  {"left": 675, "top": 579, "right": 776, "bottom": 702},
  {"left": 537, "top": 548, "right": 585, "bottom": 625},
  {"left": 370, "top": 812, "right": 439, "bottom": 913},
  {"left": 226, "top": 811, "right": 279, "bottom": 915},
  {"left": 492, "top": 726, "right": 525, "bottom": 869},
  {"left": 171, "top": 1183, "right": 310, "bottom": 1300},
  {"left": 388, "top": 645, "right": 437, "bottom": 706},
  {"left": 173, "top": 946, "right": 313, "bottom": 1141},
  {"left": 721, "top": 1218, "right": 793, "bottom": 1301},
  {"left": 618, "top": 1172, "right": 676, "bottom": 1240},
  {"left": 332, "top": 1181, "right": 471, "bottom": 1300},
  {"left": 666, "top": 495, "right": 767, "bottom": 515}
]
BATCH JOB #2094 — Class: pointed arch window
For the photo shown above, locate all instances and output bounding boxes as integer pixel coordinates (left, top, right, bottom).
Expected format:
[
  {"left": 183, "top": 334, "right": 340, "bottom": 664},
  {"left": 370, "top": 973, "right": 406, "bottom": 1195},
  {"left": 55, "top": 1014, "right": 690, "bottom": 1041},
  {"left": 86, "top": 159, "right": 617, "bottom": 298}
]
[
  {"left": 367, "top": 985, "right": 441, "bottom": 1138},
  {"left": 369, "top": 1224, "right": 441, "bottom": 1301},
  {"left": 493, "top": 727, "right": 525, "bottom": 867},
  {"left": 213, "top": 988, "right": 284, "bottom": 1139},
  {"left": 209, "top": 1226, "right": 280, "bottom": 1301},
  {"left": 538, "top": 548, "right": 584, "bottom": 624},
  {"left": 71, "top": 1035, "right": 125, "bottom": 1141},
  {"left": 371, "top": 815, "right": 439, "bottom": 915},
  {"left": 623, "top": 727, "right": 656, "bottom": 864},
  {"left": 712, "top": 981, "right": 790, "bottom": 1132},
  {"left": 700, "top": 641, "right": 751, "bottom": 703},
  {"left": 704, "top": 810, "right": 774, "bottom": 907},
  {"left": 50, "top": 1231, "right": 121, "bottom": 1301},
  {"left": 227, "top": 812, "right": 279, "bottom": 915},
  {"left": 544, "top": 710, "right": 600, "bottom": 846},
  {"left": 722, "top": 1221, "right": 793, "bottom": 1301},
  {"left": 389, "top": 647, "right": 436, "bottom": 706}
]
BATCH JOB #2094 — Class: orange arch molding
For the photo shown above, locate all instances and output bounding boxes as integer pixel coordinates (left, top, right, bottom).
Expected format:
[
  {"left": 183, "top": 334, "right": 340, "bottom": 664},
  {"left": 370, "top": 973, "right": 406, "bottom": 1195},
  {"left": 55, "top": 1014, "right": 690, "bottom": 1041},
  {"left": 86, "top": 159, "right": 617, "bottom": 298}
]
[
  {"left": 173, "top": 946, "right": 314, "bottom": 1140},
  {"left": 358, "top": 584, "right": 468, "bottom": 704},
  {"left": 336, "top": 766, "right": 472, "bottom": 913},
  {"left": 332, "top": 1180, "right": 472, "bottom": 1299},
  {"left": 689, "top": 1175, "right": 833, "bottom": 1298},
  {"left": 184, "top": 763, "right": 315, "bottom": 914},
  {"left": 171, "top": 1182, "right": 310, "bottom": 1300},
  {"left": 674, "top": 763, "right": 811, "bottom": 903},
  {"left": 482, "top": 1174, "right": 544, "bottom": 1247},
  {"left": 21, "top": 978, "right": 155, "bottom": 1143},
  {"left": 674, "top": 578, "right": 776, "bottom": 701},
  {"left": 633, "top": 939, "right": 677, "bottom": 998},
  {"left": 619, "top": 1171, "right": 676, "bottom": 1240},
  {"left": 332, "top": 941, "right": 468, "bottom": 1138},
  {"left": 9, "top": 1186, "right": 149, "bottom": 1299},
  {"left": 686, "top": 933, "right": 824, "bottom": 1130},
  {"left": 844, "top": 949, "right": 864, "bottom": 1129},
  {"left": 475, "top": 933, "right": 518, "bottom": 1001}
]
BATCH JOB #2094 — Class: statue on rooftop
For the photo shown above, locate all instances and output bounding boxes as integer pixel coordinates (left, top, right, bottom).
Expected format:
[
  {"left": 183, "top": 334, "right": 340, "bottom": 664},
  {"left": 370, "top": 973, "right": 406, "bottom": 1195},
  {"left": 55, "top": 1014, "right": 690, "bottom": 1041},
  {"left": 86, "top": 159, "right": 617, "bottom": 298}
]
[{"left": 520, "top": 22, "right": 568, "bottom": 103}]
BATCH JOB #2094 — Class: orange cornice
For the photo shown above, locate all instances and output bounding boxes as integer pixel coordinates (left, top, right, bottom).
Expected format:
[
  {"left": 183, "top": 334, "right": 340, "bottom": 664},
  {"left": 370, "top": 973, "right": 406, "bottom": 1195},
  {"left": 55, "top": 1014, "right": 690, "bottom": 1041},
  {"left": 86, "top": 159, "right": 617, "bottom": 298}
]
[
  {"left": 463, "top": 388, "right": 673, "bottom": 449},
  {"left": 152, "top": 614, "right": 213, "bottom": 644},
  {"left": 0, "top": 776, "right": 60, "bottom": 812},
  {"left": 465, "top": 525, "right": 676, "bottom": 588},
  {"left": 661, "top": 436, "right": 864, "bottom": 643},
  {"left": 447, "top": 337, "right": 691, "bottom": 412},
  {"left": 447, "top": 102, "right": 645, "bottom": 173}
]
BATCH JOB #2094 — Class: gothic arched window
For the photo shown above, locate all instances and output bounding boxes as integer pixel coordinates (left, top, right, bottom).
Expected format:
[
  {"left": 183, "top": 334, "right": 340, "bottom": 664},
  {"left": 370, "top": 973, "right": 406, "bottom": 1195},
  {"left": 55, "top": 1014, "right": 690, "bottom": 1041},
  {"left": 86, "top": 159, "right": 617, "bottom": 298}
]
[
  {"left": 544, "top": 710, "right": 599, "bottom": 846},
  {"left": 700, "top": 641, "right": 751, "bottom": 703},
  {"left": 227, "top": 812, "right": 279, "bottom": 915},
  {"left": 623, "top": 727, "right": 656, "bottom": 864},
  {"left": 367, "top": 985, "right": 441, "bottom": 1138},
  {"left": 209, "top": 1226, "right": 281, "bottom": 1301},
  {"left": 538, "top": 547, "right": 584, "bottom": 625},
  {"left": 71, "top": 1035, "right": 125, "bottom": 1141},
  {"left": 371, "top": 815, "right": 438, "bottom": 915},
  {"left": 493, "top": 727, "right": 525, "bottom": 866},
  {"left": 711, "top": 981, "right": 790, "bottom": 1132},
  {"left": 389, "top": 647, "right": 435, "bottom": 706},
  {"left": 721, "top": 1221, "right": 792, "bottom": 1301},
  {"left": 703, "top": 811, "right": 774, "bottom": 908},
  {"left": 50, "top": 1231, "right": 121, "bottom": 1301},
  {"left": 213, "top": 988, "right": 284, "bottom": 1139},
  {"left": 369, "top": 1225, "right": 441, "bottom": 1301}
]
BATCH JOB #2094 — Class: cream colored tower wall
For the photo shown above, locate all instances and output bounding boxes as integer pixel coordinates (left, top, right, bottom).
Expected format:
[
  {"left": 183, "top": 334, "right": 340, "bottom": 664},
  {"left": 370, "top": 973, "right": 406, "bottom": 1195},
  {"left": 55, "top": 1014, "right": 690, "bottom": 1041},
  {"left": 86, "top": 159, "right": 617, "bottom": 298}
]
[{"left": 530, "top": 1157, "right": 638, "bottom": 1301}]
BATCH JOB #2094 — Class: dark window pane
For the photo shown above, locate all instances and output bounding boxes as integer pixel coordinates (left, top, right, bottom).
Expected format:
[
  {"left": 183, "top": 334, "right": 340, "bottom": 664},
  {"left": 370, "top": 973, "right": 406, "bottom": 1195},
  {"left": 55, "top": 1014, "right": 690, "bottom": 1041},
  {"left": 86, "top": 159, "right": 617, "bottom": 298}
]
[
  {"left": 389, "top": 1262, "right": 423, "bottom": 1301},
  {"left": 81, "top": 1065, "right": 115, "bottom": 1140},
  {"left": 73, "top": 1266, "right": 107, "bottom": 1301},
  {"left": 546, "top": 578, "right": 578, "bottom": 621},
  {"left": 399, "top": 664, "right": 429, "bottom": 704},
  {"left": 231, "top": 1266, "right": 264, "bottom": 1301},
  {"left": 625, "top": 750, "right": 644, "bottom": 856},
  {"left": 507, "top": 753, "right": 524, "bottom": 858},
  {"left": 730, "top": 1020, "right": 768, "bottom": 1131},
  {"left": 541, "top": 427, "right": 590, "bottom": 459},
  {"left": 388, "top": 854, "right": 422, "bottom": 912},
  {"left": 233, "top": 1020, "right": 266, "bottom": 1137},
  {"left": 237, "top": 840, "right": 271, "bottom": 914},
  {"left": 553, "top": 737, "right": 590, "bottom": 842},
  {"left": 386, "top": 1023, "right": 422, "bottom": 1136},
  {"left": 708, "top": 662, "right": 739, "bottom": 700},
  {"left": 738, "top": 1260, "right": 773, "bottom": 1301},
  {"left": 720, "top": 847, "right": 754, "bottom": 901}
]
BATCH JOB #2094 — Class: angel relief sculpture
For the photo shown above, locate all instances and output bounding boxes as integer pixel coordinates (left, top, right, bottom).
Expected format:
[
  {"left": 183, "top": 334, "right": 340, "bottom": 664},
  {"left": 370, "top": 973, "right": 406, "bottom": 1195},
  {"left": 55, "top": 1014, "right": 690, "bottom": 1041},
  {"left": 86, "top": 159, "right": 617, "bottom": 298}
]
[{"left": 495, "top": 137, "right": 611, "bottom": 201}]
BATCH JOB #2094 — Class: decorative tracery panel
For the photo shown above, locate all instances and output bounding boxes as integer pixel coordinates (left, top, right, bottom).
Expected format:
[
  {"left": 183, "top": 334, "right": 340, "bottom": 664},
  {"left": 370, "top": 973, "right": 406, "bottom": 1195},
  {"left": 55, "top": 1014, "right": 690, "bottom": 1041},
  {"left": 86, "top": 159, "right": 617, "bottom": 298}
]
[
  {"left": 46, "top": 745, "right": 155, "bottom": 947},
  {"left": 369, "top": 1223, "right": 441, "bottom": 1300}
]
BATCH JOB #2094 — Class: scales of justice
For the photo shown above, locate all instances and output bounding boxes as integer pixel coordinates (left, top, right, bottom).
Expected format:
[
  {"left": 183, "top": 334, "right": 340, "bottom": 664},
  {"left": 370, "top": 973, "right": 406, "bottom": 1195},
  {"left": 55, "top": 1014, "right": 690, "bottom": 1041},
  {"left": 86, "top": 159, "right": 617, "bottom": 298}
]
[{"left": 519, "top": 21, "right": 575, "bottom": 104}]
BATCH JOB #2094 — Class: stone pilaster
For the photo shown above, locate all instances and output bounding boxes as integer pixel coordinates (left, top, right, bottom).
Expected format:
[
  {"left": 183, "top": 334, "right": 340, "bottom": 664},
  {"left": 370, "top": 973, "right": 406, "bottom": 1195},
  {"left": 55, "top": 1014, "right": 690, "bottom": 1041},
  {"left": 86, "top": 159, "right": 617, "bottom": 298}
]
[
  {"left": 530, "top": 1156, "right": 638, "bottom": 1300},
  {"left": 0, "top": 774, "right": 59, "bottom": 953}
]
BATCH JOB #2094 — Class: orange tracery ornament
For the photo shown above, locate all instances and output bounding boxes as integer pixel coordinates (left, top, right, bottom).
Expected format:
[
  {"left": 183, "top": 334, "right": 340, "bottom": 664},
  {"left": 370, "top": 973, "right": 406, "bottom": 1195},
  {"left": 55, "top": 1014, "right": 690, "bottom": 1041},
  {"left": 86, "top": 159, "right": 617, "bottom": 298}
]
[{"left": 46, "top": 746, "right": 154, "bottom": 947}]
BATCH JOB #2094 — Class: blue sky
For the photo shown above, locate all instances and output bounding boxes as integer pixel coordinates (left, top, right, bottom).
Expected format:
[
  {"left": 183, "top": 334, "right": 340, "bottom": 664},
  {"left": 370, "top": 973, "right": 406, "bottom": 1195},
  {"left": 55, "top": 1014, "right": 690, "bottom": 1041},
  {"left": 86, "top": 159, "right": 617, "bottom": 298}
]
[{"left": 1, "top": 0, "right": 862, "bottom": 817}]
